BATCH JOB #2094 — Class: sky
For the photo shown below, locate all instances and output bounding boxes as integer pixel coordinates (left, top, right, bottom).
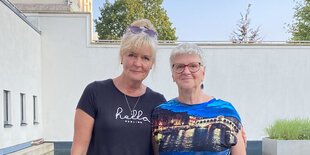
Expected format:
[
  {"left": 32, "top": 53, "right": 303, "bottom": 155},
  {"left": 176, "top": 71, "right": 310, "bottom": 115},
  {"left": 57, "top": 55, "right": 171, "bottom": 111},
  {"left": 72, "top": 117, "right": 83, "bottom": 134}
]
[{"left": 92, "top": 0, "right": 297, "bottom": 42}]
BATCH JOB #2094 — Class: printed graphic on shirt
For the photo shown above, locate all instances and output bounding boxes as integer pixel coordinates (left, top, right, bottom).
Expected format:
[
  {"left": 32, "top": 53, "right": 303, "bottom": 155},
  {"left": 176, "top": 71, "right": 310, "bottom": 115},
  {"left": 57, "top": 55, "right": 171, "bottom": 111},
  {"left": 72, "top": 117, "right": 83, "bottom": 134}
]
[
  {"left": 114, "top": 94, "right": 151, "bottom": 124},
  {"left": 115, "top": 107, "right": 151, "bottom": 124},
  {"left": 152, "top": 98, "right": 242, "bottom": 155}
]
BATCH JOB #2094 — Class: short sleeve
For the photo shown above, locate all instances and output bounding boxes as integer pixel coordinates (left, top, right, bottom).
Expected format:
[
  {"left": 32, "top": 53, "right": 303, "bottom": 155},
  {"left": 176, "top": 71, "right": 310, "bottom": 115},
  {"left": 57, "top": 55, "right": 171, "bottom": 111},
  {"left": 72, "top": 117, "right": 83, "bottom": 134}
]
[
  {"left": 228, "top": 102, "right": 242, "bottom": 124},
  {"left": 76, "top": 82, "right": 97, "bottom": 118},
  {"left": 159, "top": 94, "right": 167, "bottom": 103}
]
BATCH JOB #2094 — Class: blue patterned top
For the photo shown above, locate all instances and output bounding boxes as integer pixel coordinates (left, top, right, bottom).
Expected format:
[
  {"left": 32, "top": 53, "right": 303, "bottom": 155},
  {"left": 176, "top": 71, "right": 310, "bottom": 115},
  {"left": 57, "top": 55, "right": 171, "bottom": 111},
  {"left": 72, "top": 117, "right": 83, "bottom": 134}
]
[{"left": 152, "top": 98, "right": 242, "bottom": 155}]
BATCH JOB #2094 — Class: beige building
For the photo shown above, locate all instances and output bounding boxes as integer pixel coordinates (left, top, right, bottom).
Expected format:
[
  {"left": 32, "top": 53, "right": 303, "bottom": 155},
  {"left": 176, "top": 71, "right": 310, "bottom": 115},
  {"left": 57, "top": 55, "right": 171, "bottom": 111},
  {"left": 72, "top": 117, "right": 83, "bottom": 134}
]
[
  {"left": 9, "top": 0, "right": 92, "bottom": 14},
  {"left": 9, "top": 0, "right": 94, "bottom": 40}
]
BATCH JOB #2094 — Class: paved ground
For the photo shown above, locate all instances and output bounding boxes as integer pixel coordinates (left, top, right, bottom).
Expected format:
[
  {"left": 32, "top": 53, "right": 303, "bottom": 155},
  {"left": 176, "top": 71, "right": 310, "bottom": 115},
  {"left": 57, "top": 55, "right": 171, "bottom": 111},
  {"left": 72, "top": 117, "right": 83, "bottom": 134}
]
[{"left": 53, "top": 141, "right": 262, "bottom": 155}]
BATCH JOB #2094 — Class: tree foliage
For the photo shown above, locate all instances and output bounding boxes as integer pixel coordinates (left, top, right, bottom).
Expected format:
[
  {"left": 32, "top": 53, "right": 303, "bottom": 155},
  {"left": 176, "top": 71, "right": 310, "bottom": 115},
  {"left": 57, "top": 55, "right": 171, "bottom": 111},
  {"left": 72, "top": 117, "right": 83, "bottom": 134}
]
[
  {"left": 231, "top": 4, "right": 262, "bottom": 43},
  {"left": 289, "top": 0, "right": 310, "bottom": 41},
  {"left": 94, "top": 0, "right": 177, "bottom": 40}
]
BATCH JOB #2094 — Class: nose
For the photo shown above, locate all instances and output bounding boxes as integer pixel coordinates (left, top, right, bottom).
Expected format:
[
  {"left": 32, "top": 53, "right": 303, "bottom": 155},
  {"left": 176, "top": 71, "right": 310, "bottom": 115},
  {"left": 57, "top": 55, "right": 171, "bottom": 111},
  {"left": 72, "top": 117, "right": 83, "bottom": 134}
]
[
  {"left": 182, "top": 66, "right": 191, "bottom": 74},
  {"left": 133, "top": 57, "right": 142, "bottom": 67}
]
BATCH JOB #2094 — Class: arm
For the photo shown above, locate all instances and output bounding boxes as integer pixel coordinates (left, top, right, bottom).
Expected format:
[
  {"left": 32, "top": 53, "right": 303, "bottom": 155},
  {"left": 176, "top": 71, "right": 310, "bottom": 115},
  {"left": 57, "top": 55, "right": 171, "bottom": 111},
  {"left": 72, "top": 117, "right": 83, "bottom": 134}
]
[
  {"left": 71, "top": 109, "right": 95, "bottom": 155},
  {"left": 231, "top": 127, "right": 247, "bottom": 155},
  {"left": 242, "top": 127, "right": 247, "bottom": 148}
]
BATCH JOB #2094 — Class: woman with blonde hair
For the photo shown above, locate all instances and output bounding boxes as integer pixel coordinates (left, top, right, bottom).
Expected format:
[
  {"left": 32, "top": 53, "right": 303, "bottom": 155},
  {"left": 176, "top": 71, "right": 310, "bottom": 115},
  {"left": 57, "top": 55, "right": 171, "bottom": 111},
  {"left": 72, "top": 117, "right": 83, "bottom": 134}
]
[{"left": 71, "top": 19, "right": 166, "bottom": 155}]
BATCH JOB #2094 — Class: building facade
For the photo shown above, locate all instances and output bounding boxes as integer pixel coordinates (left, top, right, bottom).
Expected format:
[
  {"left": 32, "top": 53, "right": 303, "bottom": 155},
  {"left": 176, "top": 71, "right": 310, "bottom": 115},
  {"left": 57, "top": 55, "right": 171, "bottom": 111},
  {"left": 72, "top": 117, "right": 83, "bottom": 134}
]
[{"left": 9, "top": 0, "right": 92, "bottom": 13}]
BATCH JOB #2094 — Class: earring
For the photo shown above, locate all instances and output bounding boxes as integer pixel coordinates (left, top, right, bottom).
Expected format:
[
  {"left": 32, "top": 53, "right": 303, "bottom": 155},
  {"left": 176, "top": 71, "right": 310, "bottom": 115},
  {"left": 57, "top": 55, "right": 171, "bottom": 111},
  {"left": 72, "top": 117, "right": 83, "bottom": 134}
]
[{"left": 200, "top": 83, "right": 204, "bottom": 89}]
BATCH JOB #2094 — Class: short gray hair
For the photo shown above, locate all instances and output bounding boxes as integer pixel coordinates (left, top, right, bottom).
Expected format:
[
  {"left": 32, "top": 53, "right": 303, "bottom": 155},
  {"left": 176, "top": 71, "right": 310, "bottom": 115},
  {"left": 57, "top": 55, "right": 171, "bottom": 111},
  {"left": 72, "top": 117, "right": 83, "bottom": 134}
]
[{"left": 169, "top": 43, "right": 206, "bottom": 68}]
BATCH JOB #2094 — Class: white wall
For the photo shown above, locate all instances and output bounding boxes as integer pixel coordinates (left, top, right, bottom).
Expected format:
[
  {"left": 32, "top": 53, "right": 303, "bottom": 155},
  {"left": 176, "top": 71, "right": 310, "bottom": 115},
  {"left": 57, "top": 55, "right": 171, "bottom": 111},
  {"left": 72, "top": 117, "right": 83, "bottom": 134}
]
[
  {"left": 0, "top": 2, "right": 42, "bottom": 148},
  {"left": 35, "top": 13, "right": 310, "bottom": 141},
  {"left": 32, "top": 13, "right": 110, "bottom": 141},
  {"left": 200, "top": 46, "right": 310, "bottom": 140},
  {"left": 143, "top": 45, "right": 310, "bottom": 140},
  {"left": 2, "top": 9, "right": 310, "bottom": 150}
]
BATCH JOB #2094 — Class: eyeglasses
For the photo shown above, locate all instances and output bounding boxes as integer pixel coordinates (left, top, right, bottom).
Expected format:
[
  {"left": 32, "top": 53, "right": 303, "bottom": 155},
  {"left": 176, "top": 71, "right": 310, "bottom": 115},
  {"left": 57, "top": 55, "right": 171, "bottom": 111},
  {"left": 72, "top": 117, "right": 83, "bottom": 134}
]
[
  {"left": 172, "top": 62, "right": 202, "bottom": 73},
  {"left": 127, "top": 26, "right": 158, "bottom": 37}
]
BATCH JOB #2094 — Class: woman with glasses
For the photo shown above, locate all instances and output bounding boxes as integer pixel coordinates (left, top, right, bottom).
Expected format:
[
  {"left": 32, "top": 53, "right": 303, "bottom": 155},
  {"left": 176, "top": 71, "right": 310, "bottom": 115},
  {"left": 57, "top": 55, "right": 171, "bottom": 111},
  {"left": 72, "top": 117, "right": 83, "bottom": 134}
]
[
  {"left": 152, "top": 43, "right": 246, "bottom": 155},
  {"left": 71, "top": 19, "right": 166, "bottom": 155}
]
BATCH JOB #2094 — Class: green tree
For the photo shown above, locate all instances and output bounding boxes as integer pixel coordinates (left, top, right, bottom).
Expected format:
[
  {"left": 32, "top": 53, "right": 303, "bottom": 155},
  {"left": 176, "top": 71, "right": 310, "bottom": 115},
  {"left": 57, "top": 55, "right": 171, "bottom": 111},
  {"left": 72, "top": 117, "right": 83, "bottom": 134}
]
[
  {"left": 230, "top": 4, "right": 262, "bottom": 43},
  {"left": 289, "top": 0, "right": 310, "bottom": 41},
  {"left": 95, "top": 0, "right": 177, "bottom": 40}
]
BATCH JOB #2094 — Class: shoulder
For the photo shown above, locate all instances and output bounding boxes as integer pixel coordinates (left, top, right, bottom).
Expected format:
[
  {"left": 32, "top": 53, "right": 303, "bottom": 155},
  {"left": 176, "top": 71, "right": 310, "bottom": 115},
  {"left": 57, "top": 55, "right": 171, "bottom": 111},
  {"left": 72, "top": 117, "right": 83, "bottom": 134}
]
[
  {"left": 85, "top": 79, "right": 113, "bottom": 90},
  {"left": 212, "top": 98, "right": 234, "bottom": 107},
  {"left": 80, "top": 79, "right": 114, "bottom": 98},
  {"left": 145, "top": 87, "right": 166, "bottom": 101},
  {"left": 152, "top": 99, "right": 177, "bottom": 118},
  {"left": 211, "top": 98, "right": 241, "bottom": 122},
  {"left": 154, "top": 98, "right": 177, "bottom": 110},
  {"left": 93, "top": 79, "right": 113, "bottom": 87}
]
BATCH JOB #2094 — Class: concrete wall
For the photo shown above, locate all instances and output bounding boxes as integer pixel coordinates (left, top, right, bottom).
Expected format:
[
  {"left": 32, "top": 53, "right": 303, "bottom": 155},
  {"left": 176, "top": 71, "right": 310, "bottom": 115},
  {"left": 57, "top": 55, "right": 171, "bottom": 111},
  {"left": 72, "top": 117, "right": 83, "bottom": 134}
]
[
  {"left": 0, "top": 2, "right": 42, "bottom": 148},
  {"left": 34, "top": 12, "right": 310, "bottom": 141},
  {"left": 1, "top": 7, "right": 310, "bottom": 150},
  {"left": 200, "top": 45, "right": 310, "bottom": 140},
  {"left": 33, "top": 13, "right": 113, "bottom": 141}
]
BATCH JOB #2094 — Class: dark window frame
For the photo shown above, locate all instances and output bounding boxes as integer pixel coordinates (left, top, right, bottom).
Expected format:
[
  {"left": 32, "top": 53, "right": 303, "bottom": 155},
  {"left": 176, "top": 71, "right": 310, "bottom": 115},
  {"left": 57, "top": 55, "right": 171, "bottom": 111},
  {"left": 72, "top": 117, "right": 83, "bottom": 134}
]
[
  {"left": 20, "top": 93, "right": 27, "bottom": 126},
  {"left": 33, "top": 96, "right": 39, "bottom": 125},
  {"left": 4, "top": 90, "right": 13, "bottom": 128}
]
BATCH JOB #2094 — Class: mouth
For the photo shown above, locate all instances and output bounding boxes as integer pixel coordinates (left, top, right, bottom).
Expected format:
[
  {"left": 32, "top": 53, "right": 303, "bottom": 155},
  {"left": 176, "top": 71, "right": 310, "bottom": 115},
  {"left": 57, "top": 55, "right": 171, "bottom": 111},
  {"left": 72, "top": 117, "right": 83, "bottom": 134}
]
[
  {"left": 131, "top": 70, "right": 144, "bottom": 73},
  {"left": 181, "top": 77, "right": 193, "bottom": 80}
]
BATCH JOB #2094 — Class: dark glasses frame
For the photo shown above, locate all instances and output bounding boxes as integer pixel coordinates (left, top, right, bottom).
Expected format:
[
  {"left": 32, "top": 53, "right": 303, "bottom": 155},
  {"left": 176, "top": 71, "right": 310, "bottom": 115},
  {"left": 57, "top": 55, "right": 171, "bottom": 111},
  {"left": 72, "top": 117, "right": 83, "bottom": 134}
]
[{"left": 172, "top": 62, "right": 202, "bottom": 73}]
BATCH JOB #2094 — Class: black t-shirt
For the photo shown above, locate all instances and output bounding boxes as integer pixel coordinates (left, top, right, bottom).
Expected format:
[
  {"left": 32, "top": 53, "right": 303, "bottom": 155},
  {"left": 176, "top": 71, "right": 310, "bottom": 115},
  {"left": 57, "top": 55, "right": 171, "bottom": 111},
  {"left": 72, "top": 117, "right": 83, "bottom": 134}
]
[{"left": 77, "top": 79, "right": 166, "bottom": 155}]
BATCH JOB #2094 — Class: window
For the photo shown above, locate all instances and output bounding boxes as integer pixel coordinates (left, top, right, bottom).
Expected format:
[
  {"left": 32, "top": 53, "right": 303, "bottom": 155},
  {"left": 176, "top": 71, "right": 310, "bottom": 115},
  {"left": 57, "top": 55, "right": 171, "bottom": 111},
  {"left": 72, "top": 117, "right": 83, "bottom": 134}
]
[
  {"left": 20, "top": 93, "right": 27, "bottom": 126},
  {"left": 33, "top": 96, "right": 39, "bottom": 125},
  {"left": 3, "top": 90, "right": 13, "bottom": 128}
]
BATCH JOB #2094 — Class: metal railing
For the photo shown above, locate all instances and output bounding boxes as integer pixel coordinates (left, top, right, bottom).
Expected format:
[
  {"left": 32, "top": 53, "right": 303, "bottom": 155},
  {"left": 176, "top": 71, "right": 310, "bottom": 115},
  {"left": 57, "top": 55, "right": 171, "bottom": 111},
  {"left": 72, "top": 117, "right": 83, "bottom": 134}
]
[
  {"left": 1, "top": 0, "right": 41, "bottom": 34},
  {"left": 94, "top": 39, "right": 310, "bottom": 45}
]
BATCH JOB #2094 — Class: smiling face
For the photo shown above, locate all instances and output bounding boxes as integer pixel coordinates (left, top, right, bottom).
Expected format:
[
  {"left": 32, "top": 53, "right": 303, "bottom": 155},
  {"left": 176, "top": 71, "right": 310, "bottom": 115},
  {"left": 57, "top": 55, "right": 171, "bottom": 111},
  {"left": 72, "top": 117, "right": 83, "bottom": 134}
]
[
  {"left": 121, "top": 44, "right": 154, "bottom": 82},
  {"left": 172, "top": 54, "right": 206, "bottom": 90}
]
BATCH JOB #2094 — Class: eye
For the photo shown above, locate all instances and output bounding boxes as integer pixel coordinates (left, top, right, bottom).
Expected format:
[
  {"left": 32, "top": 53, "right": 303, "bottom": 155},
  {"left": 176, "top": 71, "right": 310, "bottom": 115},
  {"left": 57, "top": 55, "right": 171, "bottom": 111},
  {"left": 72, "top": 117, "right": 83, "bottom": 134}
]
[
  {"left": 189, "top": 63, "right": 199, "bottom": 68},
  {"left": 143, "top": 56, "right": 150, "bottom": 61},
  {"left": 176, "top": 64, "right": 185, "bottom": 69},
  {"left": 128, "top": 53, "right": 136, "bottom": 57}
]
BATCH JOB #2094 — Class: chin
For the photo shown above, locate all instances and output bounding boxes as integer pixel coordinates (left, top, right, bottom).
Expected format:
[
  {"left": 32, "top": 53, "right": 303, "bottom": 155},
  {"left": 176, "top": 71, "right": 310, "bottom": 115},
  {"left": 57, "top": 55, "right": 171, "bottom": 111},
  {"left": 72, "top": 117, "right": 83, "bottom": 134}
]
[
  {"left": 130, "top": 75, "right": 147, "bottom": 82},
  {"left": 178, "top": 84, "right": 195, "bottom": 89}
]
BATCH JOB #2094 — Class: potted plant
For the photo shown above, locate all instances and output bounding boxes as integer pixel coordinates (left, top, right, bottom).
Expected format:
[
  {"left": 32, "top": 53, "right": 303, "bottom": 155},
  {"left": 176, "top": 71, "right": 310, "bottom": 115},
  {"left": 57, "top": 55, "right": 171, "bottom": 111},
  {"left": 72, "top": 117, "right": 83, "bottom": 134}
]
[{"left": 262, "top": 118, "right": 310, "bottom": 155}]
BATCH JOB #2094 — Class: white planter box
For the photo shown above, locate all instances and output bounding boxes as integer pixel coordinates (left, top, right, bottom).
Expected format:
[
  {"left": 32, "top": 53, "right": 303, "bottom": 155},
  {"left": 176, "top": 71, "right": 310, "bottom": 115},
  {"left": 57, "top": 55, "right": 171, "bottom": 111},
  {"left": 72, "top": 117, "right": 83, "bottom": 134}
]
[{"left": 262, "top": 137, "right": 310, "bottom": 155}]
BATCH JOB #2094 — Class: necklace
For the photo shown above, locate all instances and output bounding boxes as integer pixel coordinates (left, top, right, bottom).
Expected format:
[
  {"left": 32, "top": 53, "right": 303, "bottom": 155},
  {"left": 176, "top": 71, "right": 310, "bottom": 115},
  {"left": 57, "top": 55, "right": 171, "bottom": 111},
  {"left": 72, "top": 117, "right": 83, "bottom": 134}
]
[{"left": 124, "top": 94, "right": 140, "bottom": 115}]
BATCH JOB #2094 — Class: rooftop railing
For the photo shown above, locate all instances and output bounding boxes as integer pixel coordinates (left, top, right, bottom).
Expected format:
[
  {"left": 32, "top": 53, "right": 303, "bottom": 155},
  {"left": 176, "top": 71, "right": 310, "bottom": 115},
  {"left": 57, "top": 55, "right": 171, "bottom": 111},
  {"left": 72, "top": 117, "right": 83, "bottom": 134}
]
[
  {"left": 1, "top": 0, "right": 41, "bottom": 34},
  {"left": 93, "top": 40, "right": 310, "bottom": 45}
]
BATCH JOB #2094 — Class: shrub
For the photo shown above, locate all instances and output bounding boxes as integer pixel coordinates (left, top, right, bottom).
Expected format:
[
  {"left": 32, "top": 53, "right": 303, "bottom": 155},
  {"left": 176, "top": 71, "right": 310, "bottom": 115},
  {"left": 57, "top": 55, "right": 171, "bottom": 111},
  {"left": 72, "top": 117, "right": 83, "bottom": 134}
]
[{"left": 265, "top": 118, "right": 310, "bottom": 140}]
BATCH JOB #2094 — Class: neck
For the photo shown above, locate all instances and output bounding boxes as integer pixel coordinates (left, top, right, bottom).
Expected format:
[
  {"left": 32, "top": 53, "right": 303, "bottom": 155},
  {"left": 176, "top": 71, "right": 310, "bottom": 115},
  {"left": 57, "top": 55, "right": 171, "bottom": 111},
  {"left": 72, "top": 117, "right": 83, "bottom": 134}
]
[
  {"left": 113, "top": 75, "right": 145, "bottom": 97},
  {"left": 177, "top": 87, "right": 211, "bottom": 105}
]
